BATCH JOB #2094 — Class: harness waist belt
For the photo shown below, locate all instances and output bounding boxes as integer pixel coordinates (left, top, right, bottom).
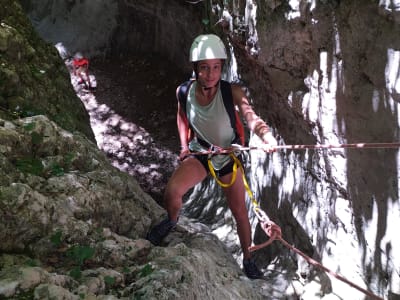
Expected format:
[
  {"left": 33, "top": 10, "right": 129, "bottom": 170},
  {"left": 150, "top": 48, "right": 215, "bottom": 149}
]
[{"left": 196, "top": 136, "right": 241, "bottom": 150}]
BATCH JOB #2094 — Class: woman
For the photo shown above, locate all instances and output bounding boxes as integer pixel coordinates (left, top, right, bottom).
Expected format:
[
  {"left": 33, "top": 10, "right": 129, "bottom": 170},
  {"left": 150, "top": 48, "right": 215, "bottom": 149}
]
[{"left": 147, "top": 34, "right": 277, "bottom": 279}]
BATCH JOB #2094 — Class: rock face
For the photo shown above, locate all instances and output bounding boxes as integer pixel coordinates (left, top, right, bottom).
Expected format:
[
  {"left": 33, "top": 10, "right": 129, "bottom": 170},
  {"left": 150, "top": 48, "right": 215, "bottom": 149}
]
[
  {"left": 19, "top": 0, "right": 203, "bottom": 74},
  {"left": 0, "top": 115, "right": 276, "bottom": 299},
  {"left": 0, "top": 0, "right": 94, "bottom": 141},
  {"left": 2, "top": 0, "right": 400, "bottom": 299},
  {"left": 239, "top": 2, "right": 400, "bottom": 299}
]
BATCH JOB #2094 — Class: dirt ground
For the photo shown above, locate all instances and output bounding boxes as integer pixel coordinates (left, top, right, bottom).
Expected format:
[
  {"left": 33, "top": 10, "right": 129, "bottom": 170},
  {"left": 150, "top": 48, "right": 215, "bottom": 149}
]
[{"left": 69, "top": 54, "right": 188, "bottom": 203}]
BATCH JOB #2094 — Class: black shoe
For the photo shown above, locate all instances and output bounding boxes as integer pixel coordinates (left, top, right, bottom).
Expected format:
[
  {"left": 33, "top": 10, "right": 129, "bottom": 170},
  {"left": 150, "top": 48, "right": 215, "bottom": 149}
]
[
  {"left": 146, "top": 218, "right": 177, "bottom": 246},
  {"left": 243, "top": 257, "right": 263, "bottom": 279}
]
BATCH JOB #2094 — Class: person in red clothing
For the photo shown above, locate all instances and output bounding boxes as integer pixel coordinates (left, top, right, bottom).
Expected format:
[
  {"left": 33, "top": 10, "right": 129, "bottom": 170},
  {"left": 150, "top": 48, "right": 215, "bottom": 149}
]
[
  {"left": 147, "top": 34, "right": 277, "bottom": 279},
  {"left": 73, "top": 55, "right": 91, "bottom": 89}
]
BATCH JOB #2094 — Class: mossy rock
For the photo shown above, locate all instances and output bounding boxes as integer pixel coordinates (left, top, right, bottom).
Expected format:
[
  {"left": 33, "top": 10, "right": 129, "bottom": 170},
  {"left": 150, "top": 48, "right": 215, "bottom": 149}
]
[{"left": 0, "top": 0, "right": 94, "bottom": 141}]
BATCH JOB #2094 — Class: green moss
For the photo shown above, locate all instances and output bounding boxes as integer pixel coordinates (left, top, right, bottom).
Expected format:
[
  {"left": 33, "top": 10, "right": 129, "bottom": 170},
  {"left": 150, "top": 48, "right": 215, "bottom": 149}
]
[
  {"left": 66, "top": 244, "right": 95, "bottom": 266},
  {"left": 49, "top": 229, "right": 63, "bottom": 247},
  {"left": 15, "top": 157, "right": 44, "bottom": 176},
  {"left": 104, "top": 275, "right": 116, "bottom": 286},
  {"left": 0, "top": 0, "right": 94, "bottom": 141},
  {"left": 138, "top": 263, "right": 154, "bottom": 278},
  {"left": 1, "top": 290, "right": 35, "bottom": 300},
  {"left": 25, "top": 259, "right": 39, "bottom": 267}
]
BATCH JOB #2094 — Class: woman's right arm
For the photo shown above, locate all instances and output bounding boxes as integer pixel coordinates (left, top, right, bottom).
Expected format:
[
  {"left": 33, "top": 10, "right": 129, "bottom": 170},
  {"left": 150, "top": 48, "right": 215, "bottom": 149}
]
[
  {"left": 177, "top": 102, "right": 189, "bottom": 151},
  {"left": 176, "top": 88, "right": 191, "bottom": 159}
]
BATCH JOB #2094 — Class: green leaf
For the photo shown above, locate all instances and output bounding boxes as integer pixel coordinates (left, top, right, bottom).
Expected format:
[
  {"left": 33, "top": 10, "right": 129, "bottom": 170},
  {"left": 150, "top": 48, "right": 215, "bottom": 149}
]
[
  {"left": 23, "top": 122, "right": 35, "bottom": 131},
  {"left": 50, "top": 164, "right": 64, "bottom": 176},
  {"left": 63, "top": 152, "right": 75, "bottom": 172},
  {"left": 138, "top": 264, "right": 154, "bottom": 278},
  {"left": 69, "top": 266, "right": 82, "bottom": 280},
  {"left": 31, "top": 131, "right": 43, "bottom": 145},
  {"left": 67, "top": 245, "right": 95, "bottom": 265},
  {"left": 65, "top": 152, "right": 74, "bottom": 163},
  {"left": 15, "top": 157, "right": 43, "bottom": 175},
  {"left": 26, "top": 259, "right": 38, "bottom": 267},
  {"left": 104, "top": 275, "right": 115, "bottom": 286},
  {"left": 50, "top": 230, "right": 63, "bottom": 247}
]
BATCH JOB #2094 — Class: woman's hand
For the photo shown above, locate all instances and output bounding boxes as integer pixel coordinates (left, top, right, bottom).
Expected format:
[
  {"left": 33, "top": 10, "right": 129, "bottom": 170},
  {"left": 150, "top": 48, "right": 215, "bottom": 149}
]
[
  {"left": 179, "top": 147, "right": 190, "bottom": 161},
  {"left": 261, "top": 132, "right": 277, "bottom": 153}
]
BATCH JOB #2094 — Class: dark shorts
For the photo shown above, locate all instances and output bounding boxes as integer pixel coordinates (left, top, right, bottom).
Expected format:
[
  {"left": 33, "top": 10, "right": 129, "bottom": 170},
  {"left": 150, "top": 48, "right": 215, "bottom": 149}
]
[{"left": 192, "top": 153, "right": 244, "bottom": 178}]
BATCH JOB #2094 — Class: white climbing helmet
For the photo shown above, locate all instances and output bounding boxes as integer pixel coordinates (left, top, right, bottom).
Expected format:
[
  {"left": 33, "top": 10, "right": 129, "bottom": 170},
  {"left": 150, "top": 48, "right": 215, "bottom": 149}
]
[{"left": 189, "top": 34, "right": 227, "bottom": 62}]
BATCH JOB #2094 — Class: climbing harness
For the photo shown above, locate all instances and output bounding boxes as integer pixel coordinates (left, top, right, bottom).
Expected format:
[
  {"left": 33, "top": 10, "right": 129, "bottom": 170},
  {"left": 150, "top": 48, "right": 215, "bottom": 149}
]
[
  {"left": 203, "top": 142, "right": 393, "bottom": 300},
  {"left": 208, "top": 153, "right": 239, "bottom": 188},
  {"left": 207, "top": 152, "right": 262, "bottom": 220}
]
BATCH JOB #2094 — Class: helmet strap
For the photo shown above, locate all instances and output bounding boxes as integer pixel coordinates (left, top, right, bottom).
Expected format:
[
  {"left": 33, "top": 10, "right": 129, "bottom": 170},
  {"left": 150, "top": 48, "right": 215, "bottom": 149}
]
[{"left": 192, "top": 62, "right": 199, "bottom": 80}]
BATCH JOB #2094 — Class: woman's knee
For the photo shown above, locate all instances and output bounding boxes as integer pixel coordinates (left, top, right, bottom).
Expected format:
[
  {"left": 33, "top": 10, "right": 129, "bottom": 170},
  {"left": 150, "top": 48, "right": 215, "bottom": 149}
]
[
  {"left": 165, "top": 179, "right": 187, "bottom": 200},
  {"left": 163, "top": 186, "right": 183, "bottom": 215}
]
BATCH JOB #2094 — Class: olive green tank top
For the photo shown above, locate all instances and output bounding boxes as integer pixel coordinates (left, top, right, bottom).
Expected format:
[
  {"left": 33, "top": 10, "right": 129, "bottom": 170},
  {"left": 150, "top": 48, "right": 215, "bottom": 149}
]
[{"left": 187, "top": 82, "right": 235, "bottom": 170}]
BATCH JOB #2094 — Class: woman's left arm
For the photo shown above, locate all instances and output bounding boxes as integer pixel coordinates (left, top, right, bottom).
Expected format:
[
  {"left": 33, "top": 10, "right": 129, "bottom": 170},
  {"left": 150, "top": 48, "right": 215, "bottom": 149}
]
[{"left": 232, "top": 84, "right": 277, "bottom": 147}]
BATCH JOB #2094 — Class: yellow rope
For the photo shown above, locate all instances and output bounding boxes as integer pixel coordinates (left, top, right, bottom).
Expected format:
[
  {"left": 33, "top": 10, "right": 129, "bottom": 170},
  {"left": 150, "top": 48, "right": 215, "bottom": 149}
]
[
  {"left": 207, "top": 153, "right": 238, "bottom": 188},
  {"left": 208, "top": 153, "right": 262, "bottom": 215}
]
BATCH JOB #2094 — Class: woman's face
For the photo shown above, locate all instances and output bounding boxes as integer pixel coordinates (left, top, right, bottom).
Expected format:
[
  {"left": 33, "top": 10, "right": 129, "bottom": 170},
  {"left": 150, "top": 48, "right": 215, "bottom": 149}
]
[{"left": 196, "top": 59, "right": 223, "bottom": 89}]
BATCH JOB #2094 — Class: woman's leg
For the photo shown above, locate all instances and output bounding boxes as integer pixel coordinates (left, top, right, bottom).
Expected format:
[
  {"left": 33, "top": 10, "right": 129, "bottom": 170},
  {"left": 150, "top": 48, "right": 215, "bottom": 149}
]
[
  {"left": 221, "top": 168, "right": 252, "bottom": 259},
  {"left": 221, "top": 167, "right": 263, "bottom": 279},
  {"left": 164, "top": 156, "right": 208, "bottom": 221},
  {"left": 147, "top": 157, "right": 207, "bottom": 245}
]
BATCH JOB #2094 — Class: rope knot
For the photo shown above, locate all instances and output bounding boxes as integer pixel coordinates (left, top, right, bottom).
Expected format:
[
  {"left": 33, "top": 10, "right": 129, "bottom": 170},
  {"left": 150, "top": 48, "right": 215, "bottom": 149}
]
[
  {"left": 262, "top": 220, "right": 282, "bottom": 239},
  {"left": 249, "top": 220, "right": 282, "bottom": 252}
]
